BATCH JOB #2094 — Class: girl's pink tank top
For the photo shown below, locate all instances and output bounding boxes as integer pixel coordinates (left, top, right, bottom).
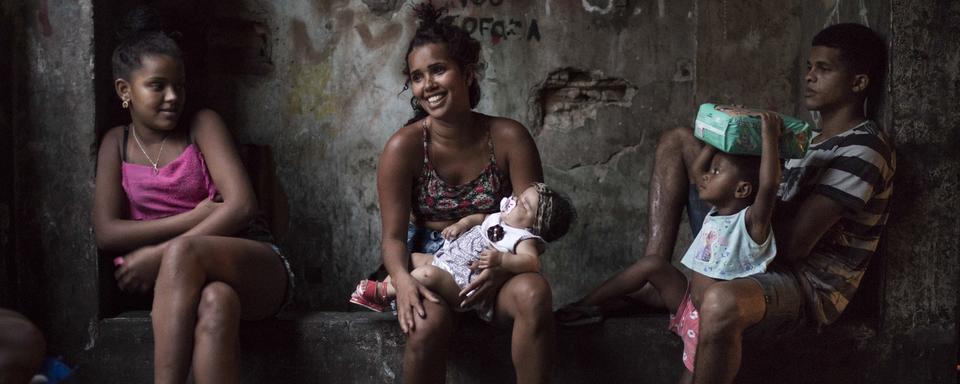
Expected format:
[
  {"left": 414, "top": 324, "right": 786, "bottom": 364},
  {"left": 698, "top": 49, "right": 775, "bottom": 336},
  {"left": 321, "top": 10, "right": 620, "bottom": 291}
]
[{"left": 121, "top": 144, "right": 219, "bottom": 220}]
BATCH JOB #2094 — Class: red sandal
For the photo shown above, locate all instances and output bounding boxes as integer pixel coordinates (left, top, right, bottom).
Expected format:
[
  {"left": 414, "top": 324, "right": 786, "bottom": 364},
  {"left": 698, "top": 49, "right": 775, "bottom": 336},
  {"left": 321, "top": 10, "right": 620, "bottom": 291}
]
[{"left": 349, "top": 279, "right": 391, "bottom": 312}]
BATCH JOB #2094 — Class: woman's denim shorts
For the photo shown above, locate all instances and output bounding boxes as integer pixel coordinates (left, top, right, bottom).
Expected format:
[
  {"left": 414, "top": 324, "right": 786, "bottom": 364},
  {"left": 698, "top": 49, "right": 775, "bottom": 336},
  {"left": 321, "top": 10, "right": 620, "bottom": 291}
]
[{"left": 406, "top": 223, "right": 444, "bottom": 254}]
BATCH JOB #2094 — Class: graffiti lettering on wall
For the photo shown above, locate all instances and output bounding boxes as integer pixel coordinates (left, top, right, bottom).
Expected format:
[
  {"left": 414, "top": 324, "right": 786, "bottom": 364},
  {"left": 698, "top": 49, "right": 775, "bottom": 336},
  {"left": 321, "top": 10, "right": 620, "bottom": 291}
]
[
  {"left": 457, "top": 0, "right": 505, "bottom": 6},
  {"left": 446, "top": 0, "right": 542, "bottom": 45},
  {"left": 442, "top": 15, "right": 541, "bottom": 45}
]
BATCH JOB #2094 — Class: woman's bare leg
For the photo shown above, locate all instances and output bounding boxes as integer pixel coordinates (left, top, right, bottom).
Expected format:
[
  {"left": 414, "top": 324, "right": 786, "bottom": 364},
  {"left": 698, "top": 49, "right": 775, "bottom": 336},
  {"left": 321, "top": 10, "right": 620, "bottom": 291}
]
[
  {"left": 495, "top": 273, "right": 555, "bottom": 384},
  {"left": 403, "top": 299, "right": 455, "bottom": 384},
  {"left": 151, "top": 235, "right": 287, "bottom": 384}
]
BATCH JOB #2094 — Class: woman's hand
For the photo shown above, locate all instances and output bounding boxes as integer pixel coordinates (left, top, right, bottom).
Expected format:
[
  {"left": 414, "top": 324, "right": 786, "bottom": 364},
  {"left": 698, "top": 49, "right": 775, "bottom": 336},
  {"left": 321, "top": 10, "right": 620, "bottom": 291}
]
[
  {"left": 114, "top": 244, "right": 164, "bottom": 293},
  {"left": 441, "top": 221, "right": 470, "bottom": 241},
  {"left": 392, "top": 273, "right": 441, "bottom": 334},
  {"left": 477, "top": 246, "right": 503, "bottom": 269},
  {"left": 459, "top": 264, "right": 511, "bottom": 308}
]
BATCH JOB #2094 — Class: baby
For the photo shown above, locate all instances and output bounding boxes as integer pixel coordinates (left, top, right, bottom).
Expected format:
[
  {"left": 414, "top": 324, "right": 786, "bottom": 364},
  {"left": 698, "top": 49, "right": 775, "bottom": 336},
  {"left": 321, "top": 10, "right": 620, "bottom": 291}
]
[{"left": 351, "top": 183, "right": 575, "bottom": 320}]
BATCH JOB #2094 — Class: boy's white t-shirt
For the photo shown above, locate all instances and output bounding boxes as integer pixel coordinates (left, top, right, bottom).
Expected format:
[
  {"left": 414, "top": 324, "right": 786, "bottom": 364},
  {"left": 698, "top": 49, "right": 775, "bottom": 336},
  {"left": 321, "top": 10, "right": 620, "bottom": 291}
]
[{"left": 680, "top": 206, "right": 776, "bottom": 280}]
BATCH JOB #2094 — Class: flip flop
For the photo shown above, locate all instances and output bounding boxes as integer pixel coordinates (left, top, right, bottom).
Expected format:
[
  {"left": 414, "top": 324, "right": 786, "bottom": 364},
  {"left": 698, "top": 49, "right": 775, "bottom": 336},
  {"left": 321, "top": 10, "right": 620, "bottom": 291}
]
[{"left": 555, "top": 304, "right": 604, "bottom": 326}]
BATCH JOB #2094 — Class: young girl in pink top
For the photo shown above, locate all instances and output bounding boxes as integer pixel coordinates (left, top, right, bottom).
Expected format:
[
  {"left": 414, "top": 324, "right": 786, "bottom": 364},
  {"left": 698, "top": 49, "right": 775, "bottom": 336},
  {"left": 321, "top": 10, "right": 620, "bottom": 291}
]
[{"left": 92, "top": 7, "right": 292, "bottom": 383}]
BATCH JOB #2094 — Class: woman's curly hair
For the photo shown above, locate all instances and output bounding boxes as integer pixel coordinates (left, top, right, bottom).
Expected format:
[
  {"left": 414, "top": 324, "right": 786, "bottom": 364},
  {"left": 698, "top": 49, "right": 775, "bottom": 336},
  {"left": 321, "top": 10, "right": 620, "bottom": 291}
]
[{"left": 402, "top": 2, "right": 485, "bottom": 125}]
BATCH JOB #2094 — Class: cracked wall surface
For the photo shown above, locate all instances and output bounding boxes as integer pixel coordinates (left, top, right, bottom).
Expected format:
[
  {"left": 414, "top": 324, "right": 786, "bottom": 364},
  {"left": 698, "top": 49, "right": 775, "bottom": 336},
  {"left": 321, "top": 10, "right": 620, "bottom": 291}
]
[
  {"left": 5, "top": 2, "right": 957, "bottom": 379},
  {"left": 532, "top": 68, "right": 638, "bottom": 169},
  {"left": 0, "top": 0, "right": 15, "bottom": 308},
  {"left": 8, "top": 0, "right": 99, "bottom": 359},
  {"left": 123, "top": 0, "right": 700, "bottom": 309}
]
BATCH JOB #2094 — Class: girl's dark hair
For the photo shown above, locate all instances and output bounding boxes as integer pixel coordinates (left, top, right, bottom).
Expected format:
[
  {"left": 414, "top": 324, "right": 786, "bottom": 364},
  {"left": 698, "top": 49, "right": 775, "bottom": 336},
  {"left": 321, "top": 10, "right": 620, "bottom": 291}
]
[
  {"left": 402, "top": 2, "right": 484, "bottom": 125},
  {"left": 111, "top": 6, "right": 183, "bottom": 81},
  {"left": 94, "top": 6, "right": 184, "bottom": 156}
]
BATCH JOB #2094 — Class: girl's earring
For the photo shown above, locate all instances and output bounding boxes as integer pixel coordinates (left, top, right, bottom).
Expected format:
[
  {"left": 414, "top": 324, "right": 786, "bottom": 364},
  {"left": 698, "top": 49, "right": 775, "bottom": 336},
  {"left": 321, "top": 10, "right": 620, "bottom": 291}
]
[{"left": 122, "top": 99, "right": 130, "bottom": 109}]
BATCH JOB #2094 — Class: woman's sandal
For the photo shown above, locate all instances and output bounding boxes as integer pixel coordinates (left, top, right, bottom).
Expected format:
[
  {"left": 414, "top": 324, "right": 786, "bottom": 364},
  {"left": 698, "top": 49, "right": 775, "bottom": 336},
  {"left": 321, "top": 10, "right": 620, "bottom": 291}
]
[
  {"left": 349, "top": 279, "right": 391, "bottom": 312},
  {"left": 555, "top": 303, "right": 604, "bottom": 327}
]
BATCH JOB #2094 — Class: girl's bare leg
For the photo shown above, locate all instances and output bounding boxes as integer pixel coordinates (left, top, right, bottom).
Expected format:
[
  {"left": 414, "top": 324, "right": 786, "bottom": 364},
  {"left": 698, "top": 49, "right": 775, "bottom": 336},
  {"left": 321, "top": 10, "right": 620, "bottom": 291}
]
[
  {"left": 0, "top": 309, "right": 45, "bottom": 384},
  {"left": 152, "top": 235, "right": 287, "bottom": 384},
  {"left": 192, "top": 282, "right": 242, "bottom": 384},
  {"left": 693, "top": 280, "right": 766, "bottom": 384}
]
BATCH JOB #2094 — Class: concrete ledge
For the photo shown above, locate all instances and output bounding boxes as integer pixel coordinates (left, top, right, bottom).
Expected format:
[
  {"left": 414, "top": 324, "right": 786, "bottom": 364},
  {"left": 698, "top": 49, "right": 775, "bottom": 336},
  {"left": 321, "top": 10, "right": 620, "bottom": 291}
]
[
  {"left": 75, "top": 311, "right": 888, "bottom": 383},
  {"left": 76, "top": 311, "right": 682, "bottom": 383}
]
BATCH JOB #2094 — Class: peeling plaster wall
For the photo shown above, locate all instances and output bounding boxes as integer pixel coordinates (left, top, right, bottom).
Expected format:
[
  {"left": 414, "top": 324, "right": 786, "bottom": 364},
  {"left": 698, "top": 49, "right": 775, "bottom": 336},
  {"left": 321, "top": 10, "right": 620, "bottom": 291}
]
[
  {"left": 879, "top": 1, "right": 960, "bottom": 382},
  {"left": 174, "top": 0, "right": 698, "bottom": 309},
  {"left": 10, "top": 0, "right": 99, "bottom": 359},
  {"left": 8, "top": 1, "right": 958, "bottom": 378},
  {"left": 0, "top": 1, "right": 16, "bottom": 308}
]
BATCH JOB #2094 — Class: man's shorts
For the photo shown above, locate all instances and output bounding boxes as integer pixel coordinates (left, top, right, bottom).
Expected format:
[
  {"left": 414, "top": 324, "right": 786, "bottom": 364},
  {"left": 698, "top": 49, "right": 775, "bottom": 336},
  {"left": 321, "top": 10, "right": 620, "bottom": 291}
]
[{"left": 742, "top": 264, "right": 808, "bottom": 340}]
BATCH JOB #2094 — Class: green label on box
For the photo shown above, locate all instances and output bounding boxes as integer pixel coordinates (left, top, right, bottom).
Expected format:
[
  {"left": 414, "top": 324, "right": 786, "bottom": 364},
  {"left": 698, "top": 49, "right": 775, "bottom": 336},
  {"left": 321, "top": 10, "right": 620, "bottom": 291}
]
[{"left": 693, "top": 103, "right": 811, "bottom": 159}]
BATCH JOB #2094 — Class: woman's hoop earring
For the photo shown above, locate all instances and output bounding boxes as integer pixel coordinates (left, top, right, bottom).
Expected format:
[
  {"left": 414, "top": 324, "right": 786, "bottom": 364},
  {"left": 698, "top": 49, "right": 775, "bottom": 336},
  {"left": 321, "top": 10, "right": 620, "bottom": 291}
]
[
  {"left": 122, "top": 99, "right": 130, "bottom": 109},
  {"left": 411, "top": 97, "right": 423, "bottom": 112}
]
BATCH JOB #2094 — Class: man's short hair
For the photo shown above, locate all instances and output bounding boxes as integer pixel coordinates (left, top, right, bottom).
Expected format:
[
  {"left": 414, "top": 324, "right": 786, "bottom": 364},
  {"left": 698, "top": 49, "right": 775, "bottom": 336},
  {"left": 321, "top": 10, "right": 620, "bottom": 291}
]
[{"left": 812, "top": 23, "right": 887, "bottom": 94}]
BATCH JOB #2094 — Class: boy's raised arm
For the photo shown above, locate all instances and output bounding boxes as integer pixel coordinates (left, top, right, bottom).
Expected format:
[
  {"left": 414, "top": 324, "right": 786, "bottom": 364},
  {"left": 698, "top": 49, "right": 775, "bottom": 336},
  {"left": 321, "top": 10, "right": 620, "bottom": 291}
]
[
  {"left": 748, "top": 112, "right": 783, "bottom": 243},
  {"left": 692, "top": 141, "right": 718, "bottom": 183}
]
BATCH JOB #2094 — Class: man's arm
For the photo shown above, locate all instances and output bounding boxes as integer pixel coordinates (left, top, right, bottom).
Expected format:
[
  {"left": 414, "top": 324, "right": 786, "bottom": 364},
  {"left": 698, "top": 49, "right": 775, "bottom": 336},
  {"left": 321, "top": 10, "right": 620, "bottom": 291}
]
[{"left": 775, "top": 193, "right": 845, "bottom": 263}]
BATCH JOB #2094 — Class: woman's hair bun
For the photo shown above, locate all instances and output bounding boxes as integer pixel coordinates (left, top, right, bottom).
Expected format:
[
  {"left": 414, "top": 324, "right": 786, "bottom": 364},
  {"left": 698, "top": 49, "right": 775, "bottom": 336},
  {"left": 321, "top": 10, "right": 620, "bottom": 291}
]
[{"left": 412, "top": 2, "right": 448, "bottom": 31}]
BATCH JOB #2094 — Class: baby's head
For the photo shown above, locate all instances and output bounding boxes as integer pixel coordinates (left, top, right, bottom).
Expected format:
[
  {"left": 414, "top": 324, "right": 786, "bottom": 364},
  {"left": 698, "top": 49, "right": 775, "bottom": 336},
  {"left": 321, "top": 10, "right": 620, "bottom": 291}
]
[
  {"left": 500, "top": 183, "right": 576, "bottom": 242},
  {"left": 698, "top": 152, "right": 761, "bottom": 207}
]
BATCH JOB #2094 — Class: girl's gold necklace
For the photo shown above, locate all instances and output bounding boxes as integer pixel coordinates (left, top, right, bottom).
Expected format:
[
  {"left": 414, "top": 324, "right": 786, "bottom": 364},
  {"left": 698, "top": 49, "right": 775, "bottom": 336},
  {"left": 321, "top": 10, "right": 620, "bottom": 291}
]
[{"left": 130, "top": 124, "right": 167, "bottom": 175}]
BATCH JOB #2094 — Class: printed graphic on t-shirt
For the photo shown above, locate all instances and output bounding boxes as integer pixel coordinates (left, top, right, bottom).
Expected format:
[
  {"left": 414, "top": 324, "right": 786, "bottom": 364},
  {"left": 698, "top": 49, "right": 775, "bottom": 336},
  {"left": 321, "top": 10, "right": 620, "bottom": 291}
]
[{"left": 696, "top": 231, "right": 718, "bottom": 262}]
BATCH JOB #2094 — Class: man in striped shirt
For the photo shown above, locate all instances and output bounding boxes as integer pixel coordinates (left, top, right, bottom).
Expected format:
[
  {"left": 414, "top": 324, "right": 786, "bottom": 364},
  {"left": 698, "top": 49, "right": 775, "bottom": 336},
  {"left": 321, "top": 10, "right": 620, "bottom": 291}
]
[
  {"left": 559, "top": 23, "right": 894, "bottom": 384},
  {"left": 692, "top": 23, "right": 894, "bottom": 383}
]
